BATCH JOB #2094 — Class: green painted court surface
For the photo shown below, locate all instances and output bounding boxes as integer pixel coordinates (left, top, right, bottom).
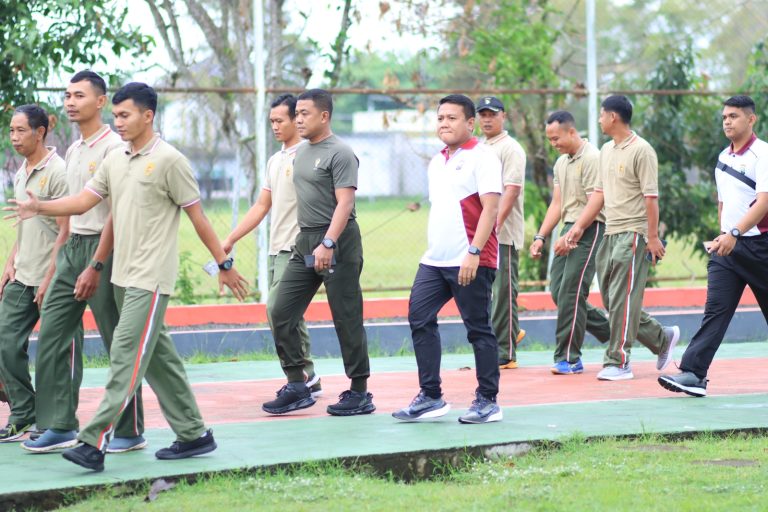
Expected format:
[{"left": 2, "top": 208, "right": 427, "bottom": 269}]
[{"left": 1, "top": 342, "right": 766, "bottom": 502}]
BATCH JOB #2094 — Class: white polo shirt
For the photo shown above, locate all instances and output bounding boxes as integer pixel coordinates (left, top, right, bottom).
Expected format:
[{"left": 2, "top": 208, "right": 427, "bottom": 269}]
[
  {"left": 715, "top": 133, "right": 768, "bottom": 236},
  {"left": 422, "top": 137, "right": 503, "bottom": 269}
]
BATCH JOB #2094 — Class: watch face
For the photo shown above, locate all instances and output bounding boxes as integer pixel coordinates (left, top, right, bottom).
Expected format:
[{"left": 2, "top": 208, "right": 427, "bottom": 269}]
[{"left": 323, "top": 239, "right": 334, "bottom": 249}]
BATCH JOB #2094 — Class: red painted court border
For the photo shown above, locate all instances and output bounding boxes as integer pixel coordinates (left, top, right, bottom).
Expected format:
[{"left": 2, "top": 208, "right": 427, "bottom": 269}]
[{"left": 65, "top": 286, "right": 756, "bottom": 331}]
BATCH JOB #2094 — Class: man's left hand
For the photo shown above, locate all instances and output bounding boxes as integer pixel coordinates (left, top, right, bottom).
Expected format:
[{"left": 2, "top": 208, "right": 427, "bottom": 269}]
[
  {"left": 74, "top": 266, "right": 100, "bottom": 301},
  {"left": 710, "top": 233, "right": 737, "bottom": 256},
  {"left": 458, "top": 254, "right": 479, "bottom": 286},
  {"left": 312, "top": 245, "right": 334, "bottom": 272}
]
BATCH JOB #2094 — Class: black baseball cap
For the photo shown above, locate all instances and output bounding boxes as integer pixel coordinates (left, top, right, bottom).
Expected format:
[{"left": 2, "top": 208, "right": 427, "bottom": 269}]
[{"left": 476, "top": 96, "right": 505, "bottom": 112}]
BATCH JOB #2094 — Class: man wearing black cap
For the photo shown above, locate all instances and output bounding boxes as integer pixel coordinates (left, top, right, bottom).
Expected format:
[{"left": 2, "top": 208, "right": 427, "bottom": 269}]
[{"left": 477, "top": 96, "right": 527, "bottom": 369}]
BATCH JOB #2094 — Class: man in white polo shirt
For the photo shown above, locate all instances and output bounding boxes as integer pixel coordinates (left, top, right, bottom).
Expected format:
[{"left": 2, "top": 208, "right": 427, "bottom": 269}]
[
  {"left": 393, "top": 94, "right": 503, "bottom": 424},
  {"left": 659, "top": 95, "right": 768, "bottom": 397}
]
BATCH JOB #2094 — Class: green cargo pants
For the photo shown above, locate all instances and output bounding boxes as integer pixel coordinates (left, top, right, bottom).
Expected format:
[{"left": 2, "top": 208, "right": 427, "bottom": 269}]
[
  {"left": 595, "top": 232, "right": 667, "bottom": 367},
  {"left": 267, "top": 250, "right": 314, "bottom": 380},
  {"left": 269, "top": 220, "right": 370, "bottom": 392},
  {"left": 492, "top": 243, "right": 521, "bottom": 364},
  {"left": 35, "top": 234, "right": 143, "bottom": 435},
  {"left": 79, "top": 286, "right": 205, "bottom": 450}
]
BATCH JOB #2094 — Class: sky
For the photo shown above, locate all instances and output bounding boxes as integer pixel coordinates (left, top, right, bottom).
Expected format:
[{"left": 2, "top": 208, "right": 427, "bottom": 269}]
[{"left": 110, "top": 1, "right": 432, "bottom": 87}]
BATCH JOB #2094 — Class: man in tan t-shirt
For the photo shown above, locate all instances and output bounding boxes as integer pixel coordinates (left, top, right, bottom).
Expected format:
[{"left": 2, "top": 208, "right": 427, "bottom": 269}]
[
  {"left": 224, "top": 94, "right": 320, "bottom": 396},
  {"left": 477, "top": 97, "right": 527, "bottom": 369},
  {"left": 564, "top": 95, "right": 679, "bottom": 381},
  {"left": 0, "top": 105, "right": 69, "bottom": 442}
]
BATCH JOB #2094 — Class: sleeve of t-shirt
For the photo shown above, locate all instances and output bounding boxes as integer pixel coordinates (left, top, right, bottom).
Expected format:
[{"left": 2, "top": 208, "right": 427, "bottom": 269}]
[
  {"left": 581, "top": 153, "right": 600, "bottom": 194},
  {"left": 552, "top": 156, "right": 565, "bottom": 187},
  {"left": 755, "top": 149, "right": 768, "bottom": 194},
  {"left": 166, "top": 155, "right": 201, "bottom": 207},
  {"left": 86, "top": 157, "right": 111, "bottom": 200},
  {"left": 636, "top": 146, "right": 659, "bottom": 197},
  {"left": 331, "top": 145, "right": 359, "bottom": 190},
  {"left": 502, "top": 144, "right": 525, "bottom": 187},
  {"left": 477, "top": 148, "right": 503, "bottom": 195}
]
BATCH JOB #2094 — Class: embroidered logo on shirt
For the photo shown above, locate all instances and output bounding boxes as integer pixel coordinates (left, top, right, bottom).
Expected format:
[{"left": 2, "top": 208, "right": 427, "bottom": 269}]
[
  {"left": 144, "top": 162, "right": 155, "bottom": 176},
  {"left": 617, "top": 163, "right": 625, "bottom": 176},
  {"left": 314, "top": 158, "right": 321, "bottom": 168},
  {"left": 285, "top": 164, "right": 292, "bottom": 177},
  {"left": 38, "top": 176, "right": 48, "bottom": 190},
  {"left": 88, "top": 161, "right": 97, "bottom": 174},
  {"left": 455, "top": 159, "right": 465, "bottom": 171},
  {"left": 739, "top": 165, "right": 747, "bottom": 175}
]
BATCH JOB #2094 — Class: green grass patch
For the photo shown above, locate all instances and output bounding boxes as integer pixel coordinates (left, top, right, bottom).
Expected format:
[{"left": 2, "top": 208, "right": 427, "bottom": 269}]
[{"left": 57, "top": 432, "right": 767, "bottom": 511}]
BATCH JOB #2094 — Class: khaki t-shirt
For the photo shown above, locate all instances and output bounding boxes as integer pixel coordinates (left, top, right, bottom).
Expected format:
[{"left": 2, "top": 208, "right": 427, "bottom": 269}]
[
  {"left": 553, "top": 140, "right": 606, "bottom": 224},
  {"left": 485, "top": 131, "right": 525, "bottom": 248},
  {"left": 86, "top": 135, "right": 200, "bottom": 295},
  {"left": 13, "top": 148, "right": 68, "bottom": 286},
  {"left": 65, "top": 125, "right": 124, "bottom": 235},
  {"left": 596, "top": 132, "right": 659, "bottom": 236},
  {"left": 263, "top": 141, "right": 304, "bottom": 254},
  {"left": 293, "top": 135, "right": 358, "bottom": 229}
]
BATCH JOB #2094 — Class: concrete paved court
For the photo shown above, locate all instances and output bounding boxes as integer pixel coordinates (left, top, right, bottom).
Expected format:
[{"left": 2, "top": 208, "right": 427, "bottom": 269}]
[{"left": 1, "top": 341, "right": 766, "bottom": 506}]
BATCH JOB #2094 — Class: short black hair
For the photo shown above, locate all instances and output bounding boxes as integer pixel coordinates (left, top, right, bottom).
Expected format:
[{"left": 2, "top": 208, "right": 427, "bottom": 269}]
[
  {"left": 112, "top": 82, "right": 158, "bottom": 113},
  {"left": 546, "top": 110, "right": 575, "bottom": 126},
  {"left": 271, "top": 94, "right": 297, "bottom": 120},
  {"left": 70, "top": 70, "right": 107, "bottom": 96},
  {"left": 601, "top": 95, "right": 633, "bottom": 124},
  {"left": 724, "top": 95, "right": 756, "bottom": 114},
  {"left": 297, "top": 89, "right": 333, "bottom": 118},
  {"left": 438, "top": 94, "right": 475, "bottom": 119},
  {"left": 14, "top": 104, "right": 49, "bottom": 138}
]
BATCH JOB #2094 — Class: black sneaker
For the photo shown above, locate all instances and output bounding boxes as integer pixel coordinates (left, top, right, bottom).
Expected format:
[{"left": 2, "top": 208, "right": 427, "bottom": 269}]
[
  {"left": 262, "top": 382, "right": 316, "bottom": 415},
  {"left": 658, "top": 371, "right": 707, "bottom": 397},
  {"left": 62, "top": 443, "right": 105, "bottom": 472},
  {"left": 0, "top": 422, "right": 34, "bottom": 442},
  {"left": 327, "top": 390, "right": 376, "bottom": 416},
  {"left": 155, "top": 429, "right": 217, "bottom": 460}
]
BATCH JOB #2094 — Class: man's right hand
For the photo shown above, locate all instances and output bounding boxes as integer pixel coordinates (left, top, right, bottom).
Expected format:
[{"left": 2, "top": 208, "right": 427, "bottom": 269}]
[
  {"left": 529, "top": 239, "right": 544, "bottom": 259},
  {"left": 0, "top": 264, "right": 15, "bottom": 300},
  {"left": 563, "top": 225, "right": 584, "bottom": 249},
  {"left": 553, "top": 236, "right": 571, "bottom": 256},
  {"left": 4, "top": 190, "right": 41, "bottom": 223}
]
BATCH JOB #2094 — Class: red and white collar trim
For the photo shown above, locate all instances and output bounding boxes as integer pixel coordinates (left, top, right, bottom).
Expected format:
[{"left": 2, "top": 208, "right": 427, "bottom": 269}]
[
  {"left": 31, "top": 147, "right": 57, "bottom": 171},
  {"left": 127, "top": 134, "right": 162, "bottom": 156},
  {"left": 729, "top": 133, "right": 757, "bottom": 156},
  {"left": 83, "top": 125, "right": 113, "bottom": 148},
  {"left": 616, "top": 131, "right": 638, "bottom": 149},
  {"left": 441, "top": 136, "right": 479, "bottom": 161}
]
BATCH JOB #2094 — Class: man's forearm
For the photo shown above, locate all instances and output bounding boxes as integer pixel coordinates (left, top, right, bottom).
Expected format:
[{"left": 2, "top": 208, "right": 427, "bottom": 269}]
[
  {"left": 497, "top": 185, "right": 521, "bottom": 226},
  {"left": 38, "top": 191, "right": 100, "bottom": 217},
  {"left": 573, "top": 192, "right": 604, "bottom": 230},
  {"left": 645, "top": 197, "right": 660, "bottom": 239},
  {"left": 538, "top": 200, "right": 562, "bottom": 238},
  {"left": 734, "top": 193, "right": 768, "bottom": 234},
  {"left": 324, "top": 193, "right": 354, "bottom": 242},
  {"left": 91, "top": 216, "right": 114, "bottom": 262}
]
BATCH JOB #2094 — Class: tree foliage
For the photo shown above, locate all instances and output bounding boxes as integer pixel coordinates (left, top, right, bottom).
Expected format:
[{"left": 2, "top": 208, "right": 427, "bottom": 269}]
[{"left": 0, "top": 0, "right": 151, "bottom": 122}]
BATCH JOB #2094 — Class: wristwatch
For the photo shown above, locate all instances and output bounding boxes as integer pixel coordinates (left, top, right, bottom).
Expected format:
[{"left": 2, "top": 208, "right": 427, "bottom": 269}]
[
  {"left": 218, "top": 257, "right": 234, "bottom": 271},
  {"left": 533, "top": 234, "right": 546, "bottom": 243},
  {"left": 322, "top": 238, "right": 337, "bottom": 249},
  {"left": 468, "top": 245, "right": 481, "bottom": 255},
  {"left": 729, "top": 227, "right": 741, "bottom": 239},
  {"left": 90, "top": 260, "right": 104, "bottom": 272}
]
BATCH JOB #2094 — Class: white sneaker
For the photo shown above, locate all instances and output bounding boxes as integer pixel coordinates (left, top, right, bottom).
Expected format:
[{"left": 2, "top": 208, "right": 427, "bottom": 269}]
[
  {"left": 597, "top": 365, "right": 634, "bottom": 381},
  {"left": 657, "top": 326, "right": 681, "bottom": 370}
]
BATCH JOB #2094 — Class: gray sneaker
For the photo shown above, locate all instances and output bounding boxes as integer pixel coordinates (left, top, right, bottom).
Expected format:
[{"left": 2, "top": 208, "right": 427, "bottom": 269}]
[
  {"left": 658, "top": 371, "right": 707, "bottom": 397},
  {"left": 657, "top": 326, "right": 681, "bottom": 370},
  {"left": 597, "top": 365, "right": 634, "bottom": 381},
  {"left": 392, "top": 391, "right": 450, "bottom": 421},
  {"left": 458, "top": 393, "right": 502, "bottom": 424}
]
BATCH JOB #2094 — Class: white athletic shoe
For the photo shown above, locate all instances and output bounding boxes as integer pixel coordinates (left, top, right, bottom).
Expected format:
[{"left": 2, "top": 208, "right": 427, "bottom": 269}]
[{"left": 597, "top": 365, "right": 634, "bottom": 381}]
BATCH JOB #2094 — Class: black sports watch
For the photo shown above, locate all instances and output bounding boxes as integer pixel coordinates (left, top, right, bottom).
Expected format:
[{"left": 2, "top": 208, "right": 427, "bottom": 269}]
[
  {"left": 218, "top": 257, "right": 234, "bottom": 271},
  {"left": 468, "top": 245, "right": 481, "bottom": 255},
  {"left": 90, "top": 260, "right": 104, "bottom": 272},
  {"left": 322, "top": 238, "right": 337, "bottom": 249},
  {"left": 729, "top": 227, "right": 741, "bottom": 239}
]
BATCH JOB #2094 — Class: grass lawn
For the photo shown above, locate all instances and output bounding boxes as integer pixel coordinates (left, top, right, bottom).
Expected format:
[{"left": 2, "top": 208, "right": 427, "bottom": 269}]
[
  {"left": 0, "top": 196, "right": 708, "bottom": 303},
  {"left": 59, "top": 432, "right": 766, "bottom": 511}
]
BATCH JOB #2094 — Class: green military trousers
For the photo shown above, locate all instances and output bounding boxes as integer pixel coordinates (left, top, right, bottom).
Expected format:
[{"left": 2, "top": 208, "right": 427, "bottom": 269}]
[
  {"left": 595, "top": 232, "right": 667, "bottom": 367},
  {"left": 269, "top": 220, "right": 370, "bottom": 392},
  {"left": 78, "top": 286, "right": 205, "bottom": 450},
  {"left": 35, "top": 234, "right": 143, "bottom": 435},
  {"left": 0, "top": 280, "right": 74, "bottom": 426},
  {"left": 267, "top": 250, "right": 314, "bottom": 380},
  {"left": 492, "top": 243, "right": 521, "bottom": 364}
]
